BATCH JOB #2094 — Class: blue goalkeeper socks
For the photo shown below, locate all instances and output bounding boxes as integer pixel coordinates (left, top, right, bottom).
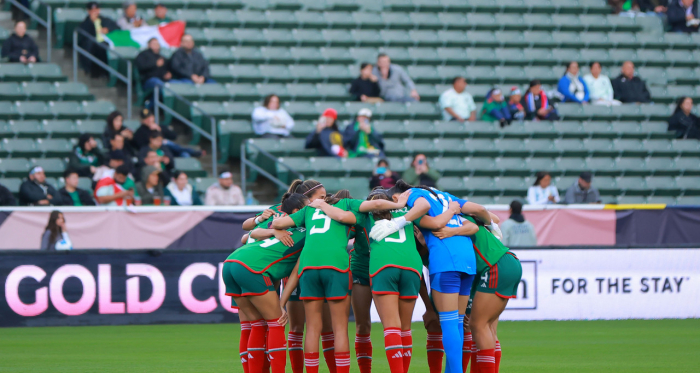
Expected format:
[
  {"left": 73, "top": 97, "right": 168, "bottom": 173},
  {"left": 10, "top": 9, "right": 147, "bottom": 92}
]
[{"left": 439, "top": 310, "right": 462, "bottom": 373}]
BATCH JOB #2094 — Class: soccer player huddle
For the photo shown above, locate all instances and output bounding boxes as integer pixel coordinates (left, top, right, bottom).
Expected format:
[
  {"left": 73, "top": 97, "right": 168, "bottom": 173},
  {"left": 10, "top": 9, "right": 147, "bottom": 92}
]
[{"left": 222, "top": 179, "right": 523, "bottom": 373}]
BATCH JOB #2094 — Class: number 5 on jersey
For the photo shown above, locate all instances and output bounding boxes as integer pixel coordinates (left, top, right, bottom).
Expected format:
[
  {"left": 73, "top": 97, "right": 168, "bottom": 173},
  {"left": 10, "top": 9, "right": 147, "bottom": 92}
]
[{"left": 310, "top": 209, "right": 331, "bottom": 234}]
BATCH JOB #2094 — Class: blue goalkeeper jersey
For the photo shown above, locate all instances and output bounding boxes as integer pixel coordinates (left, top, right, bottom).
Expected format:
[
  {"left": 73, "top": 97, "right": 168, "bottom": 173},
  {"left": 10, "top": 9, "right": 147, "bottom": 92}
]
[{"left": 407, "top": 188, "right": 476, "bottom": 275}]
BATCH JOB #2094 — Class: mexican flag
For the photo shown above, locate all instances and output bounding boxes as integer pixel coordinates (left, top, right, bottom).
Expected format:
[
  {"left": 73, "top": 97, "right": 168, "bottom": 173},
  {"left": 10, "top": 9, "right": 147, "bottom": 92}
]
[{"left": 105, "top": 21, "right": 186, "bottom": 49}]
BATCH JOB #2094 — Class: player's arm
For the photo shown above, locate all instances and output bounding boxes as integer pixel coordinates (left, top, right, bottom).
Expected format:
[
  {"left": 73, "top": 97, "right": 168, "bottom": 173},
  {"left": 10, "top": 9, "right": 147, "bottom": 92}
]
[
  {"left": 242, "top": 209, "right": 275, "bottom": 231},
  {"left": 489, "top": 211, "right": 500, "bottom": 224},
  {"left": 240, "top": 233, "right": 249, "bottom": 245},
  {"left": 271, "top": 216, "right": 296, "bottom": 230},
  {"left": 416, "top": 201, "right": 462, "bottom": 230},
  {"left": 278, "top": 259, "right": 300, "bottom": 326},
  {"left": 370, "top": 196, "right": 430, "bottom": 241},
  {"left": 308, "top": 199, "right": 357, "bottom": 225},
  {"left": 461, "top": 202, "right": 503, "bottom": 239},
  {"left": 357, "top": 190, "right": 411, "bottom": 212},
  {"left": 250, "top": 228, "right": 295, "bottom": 247},
  {"left": 432, "top": 221, "right": 479, "bottom": 239}
]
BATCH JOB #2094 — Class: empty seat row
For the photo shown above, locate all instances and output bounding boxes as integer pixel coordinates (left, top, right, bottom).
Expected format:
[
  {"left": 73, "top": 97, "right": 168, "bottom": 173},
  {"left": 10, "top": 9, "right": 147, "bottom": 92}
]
[
  {"left": 0, "top": 138, "right": 74, "bottom": 158},
  {"left": 557, "top": 103, "right": 674, "bottom": 122},
  {"left": 0, "top": 82, "right": 93, "bottom": 102},
  {"left": 0, "top": 64, "right": 67, "bottom": 82},
  {"left": 0, "top": 101, "right": 116, "bottom": 120},
  {"left": 0, "top": 119, "right": 121, "bottom": 140},
  {"left": 0, "top": 157, "right": 67, "bottom": 177}
]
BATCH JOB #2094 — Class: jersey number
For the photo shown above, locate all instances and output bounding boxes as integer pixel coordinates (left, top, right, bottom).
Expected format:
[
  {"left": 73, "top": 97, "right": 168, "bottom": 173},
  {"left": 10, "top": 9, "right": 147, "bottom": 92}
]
[
  {"left": 429, "top": 192, "right": 461, "bottom": 226},
  {"left": 310, "top": 209, "right": 331, "bottom": 235},
  {"left": 385, "top": 228, "right": 406, "bottom": 243},
  {"left": 260, "top": 238, "right": 279, "bottom": 247}
]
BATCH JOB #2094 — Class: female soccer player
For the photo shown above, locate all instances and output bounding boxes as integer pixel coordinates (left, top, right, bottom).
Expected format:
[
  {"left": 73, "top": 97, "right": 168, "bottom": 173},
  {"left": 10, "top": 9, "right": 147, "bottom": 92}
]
[
  {"left": 223, "top": 192, "right": 309, "bottom": 373},
  {"left": 372, "top": 181, "right": 501, "bottom": 373}
]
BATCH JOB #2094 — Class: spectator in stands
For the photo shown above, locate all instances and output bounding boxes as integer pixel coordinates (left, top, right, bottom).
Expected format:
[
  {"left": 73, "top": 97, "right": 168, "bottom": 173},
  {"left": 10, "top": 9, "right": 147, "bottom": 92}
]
[
  {"left": 402, "top": 154, "right": 440, "bottom": 188},
  {"left": 583, "top": 62, "right": 621, "bottom": 107},
  {"left": 135, "top": 38, "right": 172, "bottom": 94},
  {"left": 344, "top": 108, "right": 384, "bottom": 158},
  {"left": 349, "top": 63, "right": 382, "bottom": 103},
  {"left": 522, "top": 80, "right": 559, "bottom": 121},
  {"left": 667, "top": 0, "right": 699, "bottom": 33},
  {"left": 94, "top": 164, "right": 134, "bottom": 206},
  {"left": 508, "top": 87, "right": 525, "bottom": 122},
  {"left": 668, "top": 96, "right": 700, "bottom": 139},
  {"left": 527, "top": 171, "right": 560, "bottom": 205},
  {"left": 93, "top": 150, "right": 128, "bottom": 182},
  {"left": 132, "top": 108, "right": 176, "bottom": 150},
  {"left": 480, "top": 88, "right": 512, "bottom": 127},
  {"left": 117, "top": 1, "right": 144, "bottom": 30},
  {"left": 370, "top": 159, "right": 399, "bottom": 189},
  {"left": 205, "top": 171, "right": 244, "bottom": 206},
  {"left": 138, "top": 131, "right": 174, "bottom": 178},
  {"left": 19, "top": 167, "right": 64, "bottom": 206},
  {"left": 107, "top": 134, "right": 135, "bottom": 171},
  {"left": 41, "top": 211, "right": 72, "bottom": 251},
  {"left": 165, "top": 171, "right": 203, "bottom": 206},
  {"left": 69, "top": 134, "right": 104, "bottom": 178},
  {"left": 500, "top": 200, "right": 537, "bottom": 247},
  {"left": 136, "top": 165, "right": 165, "bottom": 205},
  {"left": 563, "top": 172, "right": 601, "bottom": 204},
  {"left": 609, "top": 0, "right": 667, "bottom": 14},
  {"left": 103, "top": 111, "right": 134, "bottom": 151},
  {"left": 59, "top": 169, "right": 96, "bottom": 206},
  {"left": 612, "top": 61, "right": 652, "bottom": 103},
  {"left": 1, "top": 21, "right": 39, "bottom": 63},
  {"left": 305, "top": 108, "right": 348, "bottom": 157},
  {"left": 558, "top": 61, "right": 589, "bottom": 104},
  {"left": 78, "top": 2, "right": 118, "bottom": 78},
  {"left": 439, "top": 76, "right": 476, "bottom": 122},
  {"left": 147, "top": 3, "right": 172, "bottom": 25},
  {"left": 251, "top": 94, "right": 295, "bottom": 138},
  {"left": 169, "top": 34, "right": 215, "bottom": 85},
  {"left": 373, "top": 53, "right": 419, "bottom": 102},
  {"left": 0, "top": 182, "right": 17, "bottom": 206}
]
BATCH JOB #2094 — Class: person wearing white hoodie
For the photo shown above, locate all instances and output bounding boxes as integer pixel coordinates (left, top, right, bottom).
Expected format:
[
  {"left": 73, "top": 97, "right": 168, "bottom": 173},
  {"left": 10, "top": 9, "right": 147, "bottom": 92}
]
[
  {"left": 251, "top": 94, "right": 295, "bottom": 138},
  {"left": 164, "top": 171, "right": 202, "bottom": 206},
  {"left": 583, "top": 61, "right": 621, "bottom": 106}
]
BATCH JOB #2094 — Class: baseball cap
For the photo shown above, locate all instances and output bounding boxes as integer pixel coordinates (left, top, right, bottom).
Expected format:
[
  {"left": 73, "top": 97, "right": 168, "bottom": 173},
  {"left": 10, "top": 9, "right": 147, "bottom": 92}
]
[
  {"left": 219, "top": 171, "right": 233, "bottom": 179},
  {"left": 140, "top": 108, "right": 154, "bottom": 119},
  {"left": 322, "top": 108, "right": 338, "bottom": 121},
  {"left": 29, "top": 166, "right": 44, "bottom": 175},
  {"left": 579, "top": 172, "right": 592, "bottom": 183},
  {"left": 491, "top": 88, "right": 502, "bottom": 96},
  {"left": 358, "top": 108, "right": 372, "bottom": 118},
  {"left": 510, "top": 86, "right": 521, "bottom": 96},
  {"left": 109, "top": 150, "right": 126, "bottom": 161},
  {"left": 86, "top": 1, "right": 99, "bottom": 10}
]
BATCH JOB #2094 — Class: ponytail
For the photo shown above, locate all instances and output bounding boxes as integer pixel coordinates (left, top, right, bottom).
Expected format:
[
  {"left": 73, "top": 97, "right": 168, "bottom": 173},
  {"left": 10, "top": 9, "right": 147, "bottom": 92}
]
[
  {"left": 325, "top": 189, "right": 352, "bottom": 205},
  {"left": 280, "top": 193, "right": 309, "bottom": 214},
  {"left": 287, "top": 179, "right": 303, "bottom": 194},
  {"left": 289, "top": 179, "right": 324, "bottom": 196},
  {"left": 369, "top": 193, "right": 393, "bottom": 221}
]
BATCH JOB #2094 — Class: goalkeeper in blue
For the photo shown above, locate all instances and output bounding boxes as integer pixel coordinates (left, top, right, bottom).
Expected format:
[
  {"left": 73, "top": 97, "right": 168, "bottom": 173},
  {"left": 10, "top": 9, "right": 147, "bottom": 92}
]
[{"left": 371, "top": 180, "right": 502, "bottom": 373}]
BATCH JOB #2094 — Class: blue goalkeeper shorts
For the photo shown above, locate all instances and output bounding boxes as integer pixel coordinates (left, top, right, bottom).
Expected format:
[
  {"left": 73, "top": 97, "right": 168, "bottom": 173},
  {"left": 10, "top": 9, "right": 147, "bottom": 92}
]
[{"left": 430, "top": 271, "right": 475, "bottom": 296}]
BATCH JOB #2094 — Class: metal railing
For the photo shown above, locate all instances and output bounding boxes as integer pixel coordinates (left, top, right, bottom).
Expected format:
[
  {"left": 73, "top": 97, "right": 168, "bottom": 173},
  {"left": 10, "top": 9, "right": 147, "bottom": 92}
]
[
  {"left": 7, "top": 0, "right": 51, "bottom": 62},
  {"left": 154, "top": 85, "right": 218, "bottom": 177},
  {"left": 239, "top": 142, "right": 304, "bottom": 197},
  {"left": 72, "top": 28, "right": 132, "bottom": 117}
]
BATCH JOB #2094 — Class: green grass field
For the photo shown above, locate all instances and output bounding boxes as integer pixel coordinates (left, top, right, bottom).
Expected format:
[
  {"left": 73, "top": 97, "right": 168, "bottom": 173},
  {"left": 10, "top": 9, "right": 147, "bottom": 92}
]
[{"left": 1, "top": 319, "right": 699, "bottom": 372}]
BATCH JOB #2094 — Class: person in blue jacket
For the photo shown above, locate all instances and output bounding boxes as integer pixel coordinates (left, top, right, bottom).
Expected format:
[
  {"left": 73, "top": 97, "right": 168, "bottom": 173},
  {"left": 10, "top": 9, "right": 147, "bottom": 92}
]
[
  {"left": 558, "top": 61, "right": 590, "bottom": 104},
  {"left": 480, "top": 88, "right": 512, "bottom": 127}
]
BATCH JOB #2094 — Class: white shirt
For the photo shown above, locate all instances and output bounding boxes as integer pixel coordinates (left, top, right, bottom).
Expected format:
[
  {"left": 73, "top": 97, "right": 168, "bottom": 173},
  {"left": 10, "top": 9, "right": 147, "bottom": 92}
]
[
  {"left": 251, "top": 106, "right": 295, "bottom": 136},
  {"left": 166, "top": 182, "right": 193, "bottom": 206},
  {"left": 527, "top": 185, "right": 561, "bottom": 205},
  {"left": 439, "top": 88, "right": 476, "bottom": 121},
  {"left": 583, "top": 73, "right": 614, "bottom": 102}
]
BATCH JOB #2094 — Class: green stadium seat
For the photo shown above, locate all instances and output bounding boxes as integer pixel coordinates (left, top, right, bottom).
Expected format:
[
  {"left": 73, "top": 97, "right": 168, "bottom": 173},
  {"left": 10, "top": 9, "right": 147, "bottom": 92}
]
[
  {"left": 0, "top": 83, "right": 26, "bottom": 101},
  {"left": 2, "top": 138, "right": 40, "bottom": 157},
  {"left": 493, "top": 157, "right": 525, "bottom": 177},
  {"left": 645, "top": 157, "right": 677, "bottom": 176},
  {"left": 290, "top": 47, "right": 326, "bottom": 64},
  {"left": 553, "top": 157, "right": 587, "bottom": 176},
  {"left": 437, "top": 177, "right": 467, "bottom": 195},
  {"left": 612, "top": 139, "right": 645, "bottom": 157},
  {"left": 49, "top": 101, "right": 85, "bottom": 120},
  {"left": 616, "top": 176, "right": 648, "bottom": 195},
  {"left": 613, "top": 157, "right": 649, "bottom": 176},
  {"left": 463, "top": 176, "right": 497, "bottom": 195},
  {"left": 645, "top": 176, "right": 679, "bottom": 196},
  {"left": 36, "top": 138, "right": 72, "bottom": 157},
  {"left": 494, "top": 176, "right": 528, "bottom": 195},
  {"left": 318, "top": 65, "right": 353, "bottom": 82},
  {"left": 0, "top": 158, "right": 31, "bottom": 178},
  {"left": 9, "top": 120, "right": 44, "bottom": 139},
  {"left": 646, "top": 195, "right": 677, "bottom": 205},
  {"left": 616, "top": 195, "right": 647, "bottom": 204},
  {"left": 43, "top": 120, "right": 78, "bottom": 139},
  {"left": 283, "top": 84, "right": 317, "bottom": 101},
  {"left": 32, "top": 158, "right": 66, "bottom": 177},
  {"left": 677, "top": 196, "right": 700, "bottom": 204},
  {"left": 28, "top": 64, "right": 66, "bottom": 82},
  {"left": 174, "top": 158, "right": 207, "bottom": 177},
  {"left": 16, "top": 102, "right": 51, "bottom": 120}
]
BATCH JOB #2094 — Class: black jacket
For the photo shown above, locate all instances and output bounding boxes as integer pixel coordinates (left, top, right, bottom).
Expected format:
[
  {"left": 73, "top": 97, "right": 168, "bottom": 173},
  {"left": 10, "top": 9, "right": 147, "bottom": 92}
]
[
  {"left": 136, "top": 145, "right": 174, "bottom": 182},
  {"left": 77, "top": 15, "right": 119, "bottom": 71},
  {"left": 0, "top": 183, "right": 16, "bottom": 206},
  {"left": 1, "top": 33, "right": 40, "bottom": 62},
  {"left": 58, "top": 187, "right": 96, "bottom": 206},
  {"left": 611, "top": 74, "right": 652, "bottom": 103},
  {"left": 19, "top": 180, "right": 64, "bottom": 206},
  {"left": 342, "top": 122, "right": 385, "bottom": 157},
  {"left": 667, "top": 1, "right": 699, "bottom": 33},
  {"left": 68, "top": 146, "right": 105, "bottom": 177},
  {"left": 349, "top": 77, "right": 381, "bottom": 101},
  {"left": 169, "top": 48, "right": 210, "bottom": 80},
  {"left": 131, "top": 123, "right": 177, "bottom": 150},
  {"left": 668, "top": 110, "right": 700, "bottom": 139},
  {"left": 305, "top": 127, "right": 344, "bottom": 157},
  {"left": 135, "top": 48, "right": 170, "bottom": 83}
]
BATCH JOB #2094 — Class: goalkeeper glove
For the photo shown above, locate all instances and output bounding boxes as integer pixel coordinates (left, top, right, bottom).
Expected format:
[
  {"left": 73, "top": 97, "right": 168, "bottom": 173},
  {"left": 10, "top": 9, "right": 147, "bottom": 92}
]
[
  {"left": 486, "top": 221, "right": 503, "bottom": 240},
  {"left": 370, "top": 217, "right": 410, "bottom": 241}
]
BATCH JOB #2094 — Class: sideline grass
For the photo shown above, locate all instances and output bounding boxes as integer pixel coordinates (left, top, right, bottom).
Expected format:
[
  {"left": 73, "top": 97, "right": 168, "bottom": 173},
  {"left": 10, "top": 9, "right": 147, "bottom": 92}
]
[{"left": 1, "top": 319, "right": 699, "bottom": 372}]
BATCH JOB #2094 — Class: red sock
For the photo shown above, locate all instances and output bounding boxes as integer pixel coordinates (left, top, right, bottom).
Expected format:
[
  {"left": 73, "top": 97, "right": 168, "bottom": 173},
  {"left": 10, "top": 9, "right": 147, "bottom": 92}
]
[
  {"left": 240, "top": 322, "right": 252, "bottom": 373},
  {"left": 469, "top": 346, "right": 478, "bottom": 373},
  {"left": 400, "top": 330, "right": 412, "bottom": 373},
  {"left": 462, "top": 332, "right": 473, "bottom": 373},
  {"left": 248, "top": 320, "right": 267, "bottom": 373},
  {"left": 355, "top": 334, "right": 373, "bottom": 373},
  {"left": 265, "top": 319, "right": 286, "bottom": 373},
  {"left": 304, "top": 352, "right": 319, "bottom": 373},
  {"left": 288, "top": 332, "right": 304, "bottom": 373},
  {"left": 426, "top": 332, "right": 444, "bottom": 373},
  {"left": 476, "top": 349, "right": 496, "bottom": 373},
  {"left": 321, "top": 332, "right": 337, "bottom": 373},
  {"left": 495, "top": 341, "right": 502, "bottom": 373},
  {"left": 384, "top": 328, "right": 404, "bottom": 373},
  {"left": 335, "top": 351, "right": 351, "bottom": 373},
  {"left": 263, "top": 323, "right": 271, "bottom": 373}
]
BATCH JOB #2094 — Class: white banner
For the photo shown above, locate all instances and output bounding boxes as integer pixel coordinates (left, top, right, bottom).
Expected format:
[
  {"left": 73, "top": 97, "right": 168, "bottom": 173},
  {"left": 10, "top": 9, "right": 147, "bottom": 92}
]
[{"left": 371, "top": 249, "right": 700, "bottom": 323}]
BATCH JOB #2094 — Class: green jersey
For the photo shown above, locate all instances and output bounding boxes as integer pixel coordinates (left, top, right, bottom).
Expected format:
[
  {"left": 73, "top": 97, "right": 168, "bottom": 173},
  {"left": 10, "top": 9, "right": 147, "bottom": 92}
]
[
  {"left": 246, "top": 204, "right": 282, "bottom": 244},
  {"left": 464, "top": 216, "right": 510, "bottom": 273},
  {"left": 290, "top": 199, "right": 360, "bottom": 275},
  {"left": 227, "top": 227, "right": 306, "bottom": 281},
  {"left": 347, "top": 199, "right": 370, "bottom": 278},
  {"left": 368, "top": 208, "right": 423, "bottom": 278},
  {"left": 256, "top": 204, "right": 281, "bottom": 217}
]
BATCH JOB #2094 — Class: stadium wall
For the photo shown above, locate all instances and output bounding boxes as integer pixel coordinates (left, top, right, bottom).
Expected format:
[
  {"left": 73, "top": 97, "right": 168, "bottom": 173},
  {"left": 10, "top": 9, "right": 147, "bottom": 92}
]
[
  {"left": 1, "top": 205, "right": 700, "bottom": 248},
  {"left": 1, "top": 248, "right": 698, "bottom": 327}
]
